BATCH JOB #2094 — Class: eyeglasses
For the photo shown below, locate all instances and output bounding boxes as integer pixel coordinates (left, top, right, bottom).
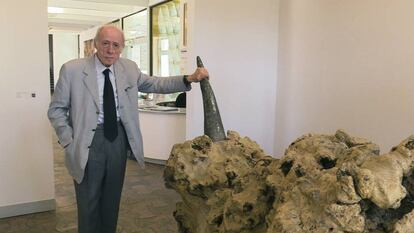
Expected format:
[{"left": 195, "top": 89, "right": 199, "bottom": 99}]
[{"left": 100, "top": 40, "right": 122, "bottom": 51}]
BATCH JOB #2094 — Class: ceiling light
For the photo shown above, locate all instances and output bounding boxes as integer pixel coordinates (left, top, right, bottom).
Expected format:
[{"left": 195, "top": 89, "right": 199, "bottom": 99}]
[{"left": 48, "top": 7, "right": 64, "bottom": 14}]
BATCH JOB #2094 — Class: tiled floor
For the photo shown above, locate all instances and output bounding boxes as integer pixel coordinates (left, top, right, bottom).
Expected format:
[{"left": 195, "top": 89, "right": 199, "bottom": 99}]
[{"left": 0, "top": 135, "right": 181, "bottom": 233}]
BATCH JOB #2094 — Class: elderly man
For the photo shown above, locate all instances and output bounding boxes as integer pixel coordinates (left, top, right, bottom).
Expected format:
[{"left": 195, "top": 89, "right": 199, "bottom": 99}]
[{"left": 48, "top": 25, "right": 209, "bottom": 233}]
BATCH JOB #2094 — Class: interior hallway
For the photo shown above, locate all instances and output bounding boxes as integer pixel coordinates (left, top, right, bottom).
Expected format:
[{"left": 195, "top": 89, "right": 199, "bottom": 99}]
[{"left": 0, "top": 133, "right": 181, "bottom": 233}]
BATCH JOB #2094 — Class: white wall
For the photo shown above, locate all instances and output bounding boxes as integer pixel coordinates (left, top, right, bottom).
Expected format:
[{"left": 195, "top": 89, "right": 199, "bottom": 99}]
[
  {"left": 0, "top": 0, "right": 55, "bottom": 217},
  {"left": 185, "top": 0, "right": 279, "bottom": 155},
  {"left": 52, "top": 32, "right": 79, "bottom": 84},
  {"left": 275, "top": 0, "right": 414, "bottom": 156}
]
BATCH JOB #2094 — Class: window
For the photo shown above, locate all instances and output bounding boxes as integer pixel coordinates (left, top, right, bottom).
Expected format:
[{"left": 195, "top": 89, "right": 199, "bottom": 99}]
[
  {"left": 122, "top": 10, "right": 148, "bottom": 74},
  {"left": 151, "top": 0, "right": 181, "bottom": 102}
]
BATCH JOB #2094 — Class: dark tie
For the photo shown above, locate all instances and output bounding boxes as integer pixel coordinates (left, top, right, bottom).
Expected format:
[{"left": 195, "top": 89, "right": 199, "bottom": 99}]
[{"left": 103, "top": 69, "right": 118, "bottom": 141}]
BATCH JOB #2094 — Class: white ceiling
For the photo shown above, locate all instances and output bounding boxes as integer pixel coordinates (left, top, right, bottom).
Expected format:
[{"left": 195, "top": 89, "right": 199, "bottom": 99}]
[{"left": 48, "top": 0, "right": 149, "bottom": 33}]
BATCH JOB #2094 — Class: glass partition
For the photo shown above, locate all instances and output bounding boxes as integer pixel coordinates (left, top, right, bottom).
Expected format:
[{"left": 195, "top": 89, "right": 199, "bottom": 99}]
[
  {"left": 122, "top": 10, "right": 148, "bottom": 74},
  {"left": 151, "top": 0, "right": 181, "bottom": 103}
]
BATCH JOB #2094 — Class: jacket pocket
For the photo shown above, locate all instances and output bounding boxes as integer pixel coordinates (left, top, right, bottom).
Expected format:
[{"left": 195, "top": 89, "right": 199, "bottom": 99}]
[{"left": 64, "top": 142, "right": 75, "bottom": 158}]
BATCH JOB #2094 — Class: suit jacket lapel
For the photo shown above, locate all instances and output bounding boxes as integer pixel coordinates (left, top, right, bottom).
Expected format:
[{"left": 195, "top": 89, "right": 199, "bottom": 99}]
[
  {"left": 114, "top": 61, "right": 132, "bottom": 100},
  {"left": 82, "top": 56, "right": 100, "bottom": 110}
]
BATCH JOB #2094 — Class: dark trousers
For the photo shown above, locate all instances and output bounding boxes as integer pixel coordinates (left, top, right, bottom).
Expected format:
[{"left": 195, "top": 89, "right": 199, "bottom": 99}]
[{"left": 74, "top": 122, "right": 127, "bottom": 233}]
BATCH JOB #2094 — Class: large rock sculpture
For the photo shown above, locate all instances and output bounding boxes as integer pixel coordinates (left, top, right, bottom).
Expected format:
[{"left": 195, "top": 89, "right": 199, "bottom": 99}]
[
  {"left": 164, "top": 57, "right": 414, "bottom": 232},
  {"left": 164, "top": 130, "right": 414, "bottom": 233}
]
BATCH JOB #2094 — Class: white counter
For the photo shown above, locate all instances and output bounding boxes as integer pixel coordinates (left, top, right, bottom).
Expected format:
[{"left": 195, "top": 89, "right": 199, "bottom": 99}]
[{"left": 139, "top": 107, "right": 186, "bottom": 164}]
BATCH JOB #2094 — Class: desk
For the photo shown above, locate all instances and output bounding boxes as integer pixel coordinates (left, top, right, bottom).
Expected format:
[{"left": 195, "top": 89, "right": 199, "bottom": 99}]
[{"left": 139, "top": 107, "right": 186, "bottom": 164}]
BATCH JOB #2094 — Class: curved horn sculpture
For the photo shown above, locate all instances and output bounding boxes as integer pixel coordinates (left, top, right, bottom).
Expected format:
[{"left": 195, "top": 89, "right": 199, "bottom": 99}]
[{"left": 197, "top": 56, "right": 226, "bottom": 141}]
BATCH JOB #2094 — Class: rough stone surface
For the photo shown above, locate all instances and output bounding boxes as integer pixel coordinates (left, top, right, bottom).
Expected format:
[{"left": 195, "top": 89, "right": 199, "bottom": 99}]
[{"left": 164, "top": 130, "right": 414, "bottom": 233}]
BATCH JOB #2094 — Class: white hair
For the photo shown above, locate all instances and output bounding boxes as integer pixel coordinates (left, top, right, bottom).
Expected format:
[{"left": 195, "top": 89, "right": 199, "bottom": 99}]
[{"left": 93, "top": 25, "right": 125, "bottom": 48}]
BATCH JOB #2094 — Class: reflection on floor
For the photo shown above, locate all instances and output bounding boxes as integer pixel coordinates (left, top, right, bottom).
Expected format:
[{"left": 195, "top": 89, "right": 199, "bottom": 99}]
[{"left": 0, "top": 135, "right": 181, "bottom": 233}]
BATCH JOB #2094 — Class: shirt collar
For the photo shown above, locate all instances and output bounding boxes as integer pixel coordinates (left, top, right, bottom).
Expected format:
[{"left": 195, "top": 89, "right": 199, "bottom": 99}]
[{"left": 94, "top": 54, "right": 114, "bottom": 74}]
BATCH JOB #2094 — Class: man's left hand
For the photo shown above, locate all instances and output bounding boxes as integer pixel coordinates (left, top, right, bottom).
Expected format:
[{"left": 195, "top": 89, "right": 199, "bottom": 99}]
[{"left": 188, "top": 68, "right": 209, "bottom": 82}]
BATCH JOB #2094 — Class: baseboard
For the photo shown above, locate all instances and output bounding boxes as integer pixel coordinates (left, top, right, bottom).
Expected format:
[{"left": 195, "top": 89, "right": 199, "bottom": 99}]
[
  {"left": 0, "top": 199, "right": 56, "bottom": 218},
  {"left": 144, "top": 157, "right": 166, "bottom": 165}
]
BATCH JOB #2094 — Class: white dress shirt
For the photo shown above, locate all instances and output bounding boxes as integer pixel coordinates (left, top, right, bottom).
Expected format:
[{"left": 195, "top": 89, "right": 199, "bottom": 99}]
[{"left": 94, "top": 55, "right": 120, "bottom": 124}]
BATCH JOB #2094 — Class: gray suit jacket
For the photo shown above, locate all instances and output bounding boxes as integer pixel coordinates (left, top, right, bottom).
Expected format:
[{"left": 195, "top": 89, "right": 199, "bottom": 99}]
[{"left": 48, "top": 56, "right": 191, "bottom": 183}]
